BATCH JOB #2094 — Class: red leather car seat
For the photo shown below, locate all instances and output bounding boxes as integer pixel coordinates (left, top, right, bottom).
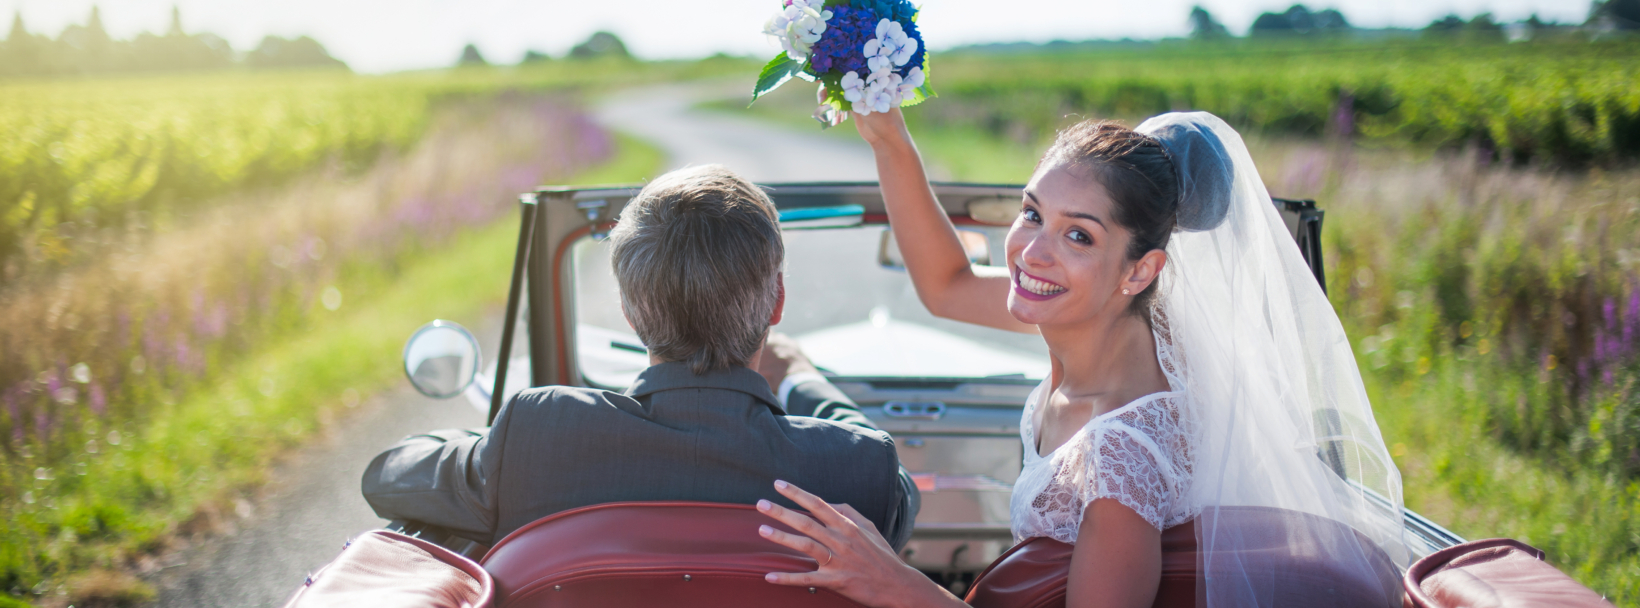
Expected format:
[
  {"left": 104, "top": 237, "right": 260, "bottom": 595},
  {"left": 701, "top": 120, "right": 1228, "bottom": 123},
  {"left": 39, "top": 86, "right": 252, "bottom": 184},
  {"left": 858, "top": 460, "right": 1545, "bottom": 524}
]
[
  {"left": 966, "top": 506, "right": 1402, "bottom": 608},
  {"left": 480, "top": 501, "right": 865, "bottom": 608}
]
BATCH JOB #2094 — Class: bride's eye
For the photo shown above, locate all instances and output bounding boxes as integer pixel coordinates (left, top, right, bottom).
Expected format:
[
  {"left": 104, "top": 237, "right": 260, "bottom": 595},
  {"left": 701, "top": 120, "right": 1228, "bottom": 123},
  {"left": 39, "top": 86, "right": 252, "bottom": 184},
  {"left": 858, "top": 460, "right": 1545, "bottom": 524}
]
[
  {"left": 1021, "top": 207, "right": 1041, "bottom": 224},
  {"left": 1068, "top": 229, "right": 1092, "bottom": 245}
]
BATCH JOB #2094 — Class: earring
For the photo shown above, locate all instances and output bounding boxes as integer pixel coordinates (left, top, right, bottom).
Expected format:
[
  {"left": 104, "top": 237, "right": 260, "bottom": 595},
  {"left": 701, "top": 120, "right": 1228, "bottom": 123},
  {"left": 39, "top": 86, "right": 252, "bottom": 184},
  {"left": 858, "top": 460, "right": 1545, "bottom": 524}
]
[{"left": 1122, "top": 288, "right": 1131, "bottom": 295}]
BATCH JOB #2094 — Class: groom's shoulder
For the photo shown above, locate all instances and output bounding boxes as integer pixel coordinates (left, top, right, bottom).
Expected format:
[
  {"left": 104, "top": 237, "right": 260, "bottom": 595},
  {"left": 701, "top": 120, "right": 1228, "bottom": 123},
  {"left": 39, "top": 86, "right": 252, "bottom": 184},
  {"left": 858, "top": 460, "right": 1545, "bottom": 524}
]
[
  {"left": 778, "top": 413, "right": 896, "bottom": 457},
  {"left": 500, "top": 385, "right": 633, "bottom": 418}
]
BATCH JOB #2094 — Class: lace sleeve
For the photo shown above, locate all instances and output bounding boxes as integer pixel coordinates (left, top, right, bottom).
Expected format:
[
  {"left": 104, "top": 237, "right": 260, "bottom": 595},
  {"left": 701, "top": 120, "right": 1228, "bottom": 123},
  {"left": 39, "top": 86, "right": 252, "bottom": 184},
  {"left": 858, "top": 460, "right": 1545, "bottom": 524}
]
[{"left": 1084, "top": 426, "right": 1172, "bottom": 531}]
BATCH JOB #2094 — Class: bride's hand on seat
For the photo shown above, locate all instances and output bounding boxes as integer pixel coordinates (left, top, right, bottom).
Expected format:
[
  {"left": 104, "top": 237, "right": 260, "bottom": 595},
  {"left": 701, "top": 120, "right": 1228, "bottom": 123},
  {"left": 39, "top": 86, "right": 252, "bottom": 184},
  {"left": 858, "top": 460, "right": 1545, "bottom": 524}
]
[{"left": 758, "top": 480, "right": 965, "bottom": 608}]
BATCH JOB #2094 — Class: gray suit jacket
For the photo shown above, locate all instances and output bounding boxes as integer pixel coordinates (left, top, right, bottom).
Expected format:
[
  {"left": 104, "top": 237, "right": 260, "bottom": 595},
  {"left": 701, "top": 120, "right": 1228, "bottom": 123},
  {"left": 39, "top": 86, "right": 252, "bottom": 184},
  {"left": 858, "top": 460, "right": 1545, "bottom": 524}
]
[{"left": 362, "top": 362, "right": 918, "bottom": 548}]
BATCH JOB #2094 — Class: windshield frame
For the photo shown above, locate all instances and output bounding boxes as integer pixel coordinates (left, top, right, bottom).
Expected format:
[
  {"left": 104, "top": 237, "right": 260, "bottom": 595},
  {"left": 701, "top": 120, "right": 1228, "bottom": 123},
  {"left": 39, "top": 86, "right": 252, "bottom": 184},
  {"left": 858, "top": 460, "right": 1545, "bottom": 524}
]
[{"left": 525, "top": 182, "right": 1031, "bottom": 391}]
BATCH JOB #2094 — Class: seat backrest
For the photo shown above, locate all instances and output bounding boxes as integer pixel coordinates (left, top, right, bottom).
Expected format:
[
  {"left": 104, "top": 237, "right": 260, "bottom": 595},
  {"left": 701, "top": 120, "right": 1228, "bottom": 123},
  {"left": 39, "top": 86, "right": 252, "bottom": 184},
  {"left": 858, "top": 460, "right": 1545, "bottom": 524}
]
[
  {"left": 1404, "top": 538, "right": 1611, "bottom": 608},
  {"left": 479, "top": 501, "right": 865, "bottom": 608},
  {"left": 965, "top": 506, "right": 1401, "bottom": 608}
]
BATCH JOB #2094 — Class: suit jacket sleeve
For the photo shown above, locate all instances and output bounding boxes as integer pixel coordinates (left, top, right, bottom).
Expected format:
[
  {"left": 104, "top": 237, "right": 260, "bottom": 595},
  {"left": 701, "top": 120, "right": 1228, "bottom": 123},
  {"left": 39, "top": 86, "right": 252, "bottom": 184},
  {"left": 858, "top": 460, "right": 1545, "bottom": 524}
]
[
  {"left": 360, "top": 394, "right": 516, "bottom": 544},
  {"left": 786, "top": 379, "right": 919, "bottom": 548},
  {"left": 784, "top": 378, "right": 879, "bottom": 430},
  {"left": 884, "top": 460, "right": 921, "bottom": 551}
]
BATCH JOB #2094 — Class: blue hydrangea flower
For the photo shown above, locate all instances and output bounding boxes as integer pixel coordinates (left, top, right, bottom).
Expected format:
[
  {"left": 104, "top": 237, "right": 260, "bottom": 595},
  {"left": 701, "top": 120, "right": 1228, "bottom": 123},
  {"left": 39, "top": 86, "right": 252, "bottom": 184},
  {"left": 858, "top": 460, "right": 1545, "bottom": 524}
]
[{"left": 807, "top": 4, "right": 876, "bottom": 74}]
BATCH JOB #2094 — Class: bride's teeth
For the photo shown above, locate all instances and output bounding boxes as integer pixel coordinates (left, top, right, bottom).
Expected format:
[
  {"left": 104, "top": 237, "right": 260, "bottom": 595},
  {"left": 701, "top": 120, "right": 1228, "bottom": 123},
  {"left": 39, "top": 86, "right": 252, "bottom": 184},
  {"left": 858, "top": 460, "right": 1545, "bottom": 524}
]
[{"left": 1019, "top": 274, "right": 1063, "bottom": 296}]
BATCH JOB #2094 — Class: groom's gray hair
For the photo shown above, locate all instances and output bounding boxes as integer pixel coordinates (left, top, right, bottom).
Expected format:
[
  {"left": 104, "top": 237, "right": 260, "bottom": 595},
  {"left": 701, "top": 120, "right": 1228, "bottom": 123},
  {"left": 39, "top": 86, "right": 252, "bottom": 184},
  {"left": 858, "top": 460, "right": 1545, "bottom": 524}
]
[{"left": 608, "top": 165, "right": 783, "bottom": 375}]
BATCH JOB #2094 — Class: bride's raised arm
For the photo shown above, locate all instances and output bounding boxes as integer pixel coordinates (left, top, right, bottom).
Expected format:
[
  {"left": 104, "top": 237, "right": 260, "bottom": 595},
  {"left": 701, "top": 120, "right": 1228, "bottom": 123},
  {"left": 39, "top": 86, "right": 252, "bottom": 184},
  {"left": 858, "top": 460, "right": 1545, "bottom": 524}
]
[{"left": 853, "top": 109, "right": 1037, "bottom": 334}]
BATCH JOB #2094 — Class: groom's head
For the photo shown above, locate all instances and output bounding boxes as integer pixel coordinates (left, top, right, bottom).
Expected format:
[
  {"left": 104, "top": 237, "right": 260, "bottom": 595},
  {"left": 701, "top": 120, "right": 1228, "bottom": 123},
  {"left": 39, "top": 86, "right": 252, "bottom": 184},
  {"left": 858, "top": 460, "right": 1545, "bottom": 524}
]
[{"left": 608, "top": 165, "right": 784, "bottom": 375}]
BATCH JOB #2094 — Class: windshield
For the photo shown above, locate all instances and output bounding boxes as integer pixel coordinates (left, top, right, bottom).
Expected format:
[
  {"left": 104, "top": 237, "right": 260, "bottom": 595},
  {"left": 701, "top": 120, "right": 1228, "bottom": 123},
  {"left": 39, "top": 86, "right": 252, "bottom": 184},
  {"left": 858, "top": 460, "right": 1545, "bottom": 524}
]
[{"left": 572, "top": 225, "right": 1050, "bottom": 389}]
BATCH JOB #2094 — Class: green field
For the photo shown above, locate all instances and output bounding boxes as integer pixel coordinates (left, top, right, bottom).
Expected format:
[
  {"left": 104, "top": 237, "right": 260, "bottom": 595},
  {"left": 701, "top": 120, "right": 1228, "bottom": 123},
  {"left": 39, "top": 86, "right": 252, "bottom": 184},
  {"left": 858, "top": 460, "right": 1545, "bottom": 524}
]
[
  {"left": 919, "top": 39, "right": 1640, "bottom": 166},
  {"left": 0, "top": 58, "right": 748, "bottom": 282},
  {"left": 0, "top": 60, "right": 683, "bottom": 603}
]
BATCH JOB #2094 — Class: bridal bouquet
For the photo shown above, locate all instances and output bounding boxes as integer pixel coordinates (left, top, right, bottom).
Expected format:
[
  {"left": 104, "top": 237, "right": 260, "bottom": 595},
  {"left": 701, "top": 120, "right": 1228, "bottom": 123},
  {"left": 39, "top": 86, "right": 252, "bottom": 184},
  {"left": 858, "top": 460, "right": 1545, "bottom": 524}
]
[{"left": 754, "top": 0, "right": 933, "bottom": 127}]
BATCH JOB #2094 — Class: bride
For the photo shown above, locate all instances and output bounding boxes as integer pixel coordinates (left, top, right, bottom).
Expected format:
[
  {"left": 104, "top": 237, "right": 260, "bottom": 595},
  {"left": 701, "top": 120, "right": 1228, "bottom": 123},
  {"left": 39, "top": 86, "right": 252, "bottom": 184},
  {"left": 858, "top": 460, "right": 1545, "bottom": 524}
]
[{"left": 754, "top": 107, "right": 1409, "bottom": 607}]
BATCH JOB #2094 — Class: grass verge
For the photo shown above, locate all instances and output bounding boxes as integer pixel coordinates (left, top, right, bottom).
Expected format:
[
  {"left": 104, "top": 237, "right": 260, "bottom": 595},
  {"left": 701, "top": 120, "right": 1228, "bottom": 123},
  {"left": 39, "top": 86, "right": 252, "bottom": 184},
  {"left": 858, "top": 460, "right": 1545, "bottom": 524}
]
[{"left": 2, "top": 133, "right": 662, "bottom": 606}]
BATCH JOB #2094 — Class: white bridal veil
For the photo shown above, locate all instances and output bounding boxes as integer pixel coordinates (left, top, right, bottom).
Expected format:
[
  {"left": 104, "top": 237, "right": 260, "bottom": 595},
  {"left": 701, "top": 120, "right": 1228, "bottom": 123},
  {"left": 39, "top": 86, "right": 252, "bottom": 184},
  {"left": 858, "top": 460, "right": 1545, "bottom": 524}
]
[{"left": 1136, "top": 113, "right": 1408, "bottom": 607}]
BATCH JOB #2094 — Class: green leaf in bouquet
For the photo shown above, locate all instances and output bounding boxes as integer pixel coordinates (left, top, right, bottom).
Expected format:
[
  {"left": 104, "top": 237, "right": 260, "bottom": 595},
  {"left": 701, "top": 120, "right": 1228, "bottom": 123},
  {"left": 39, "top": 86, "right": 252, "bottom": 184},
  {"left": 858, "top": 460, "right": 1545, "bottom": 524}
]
[
  {"left": 822, "top": 0, "right": 851, "bottom": 9},
  {"left": 751, "top": 53, "right": 801, "bottom": 105},
  {"left": 795, "top": 59, "right": 818, "bottom": 82},
  {"left": 899, "top": 58, "right": 936, "bottom": 107}
]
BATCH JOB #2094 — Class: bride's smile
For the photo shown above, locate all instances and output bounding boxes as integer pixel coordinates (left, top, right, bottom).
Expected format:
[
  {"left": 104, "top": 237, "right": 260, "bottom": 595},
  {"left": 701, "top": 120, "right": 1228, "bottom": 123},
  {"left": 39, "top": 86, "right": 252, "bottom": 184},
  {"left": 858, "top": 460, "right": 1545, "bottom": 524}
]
[{"left": 1012, "top": 269, "right": 1065, "bottom": 299}]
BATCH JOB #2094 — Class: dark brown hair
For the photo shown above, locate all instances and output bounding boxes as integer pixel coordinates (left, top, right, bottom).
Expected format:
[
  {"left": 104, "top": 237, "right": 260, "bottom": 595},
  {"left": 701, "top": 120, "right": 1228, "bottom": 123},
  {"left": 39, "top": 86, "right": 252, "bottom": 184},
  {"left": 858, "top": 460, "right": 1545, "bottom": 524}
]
[{"left": 1038, "top": 120, "right": 1180, "bottom": 314}]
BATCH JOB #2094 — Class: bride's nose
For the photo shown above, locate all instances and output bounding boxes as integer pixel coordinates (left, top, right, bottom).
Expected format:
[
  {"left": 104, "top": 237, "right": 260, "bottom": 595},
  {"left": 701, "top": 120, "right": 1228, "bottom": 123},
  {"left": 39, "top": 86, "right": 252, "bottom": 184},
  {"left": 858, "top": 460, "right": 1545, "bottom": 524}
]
[{"left": 1018, "top": 234, "right": 1054, "bottom": 269}]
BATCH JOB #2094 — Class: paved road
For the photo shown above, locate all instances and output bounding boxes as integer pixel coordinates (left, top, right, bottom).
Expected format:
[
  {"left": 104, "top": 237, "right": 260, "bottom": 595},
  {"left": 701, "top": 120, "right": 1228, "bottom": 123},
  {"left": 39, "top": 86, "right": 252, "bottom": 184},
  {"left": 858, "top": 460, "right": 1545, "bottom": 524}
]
[{"left": 146, "top": 83, "right": 886, "bottom": 608}]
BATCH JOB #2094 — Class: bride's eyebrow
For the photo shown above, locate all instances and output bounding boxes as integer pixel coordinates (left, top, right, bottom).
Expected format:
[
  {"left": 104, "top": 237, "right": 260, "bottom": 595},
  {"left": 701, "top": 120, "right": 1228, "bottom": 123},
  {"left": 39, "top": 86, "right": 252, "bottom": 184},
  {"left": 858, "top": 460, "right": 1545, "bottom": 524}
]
[{"left": 1064, "top": 211, "right": 1106, "bottom": 228}]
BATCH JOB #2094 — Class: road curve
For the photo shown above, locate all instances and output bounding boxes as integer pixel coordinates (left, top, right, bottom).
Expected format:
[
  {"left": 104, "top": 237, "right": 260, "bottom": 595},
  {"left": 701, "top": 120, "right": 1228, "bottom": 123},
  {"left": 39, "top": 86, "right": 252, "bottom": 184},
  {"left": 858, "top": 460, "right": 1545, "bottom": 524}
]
[{"left": 148, "top": 83, "right": 881, "bottom": 607}]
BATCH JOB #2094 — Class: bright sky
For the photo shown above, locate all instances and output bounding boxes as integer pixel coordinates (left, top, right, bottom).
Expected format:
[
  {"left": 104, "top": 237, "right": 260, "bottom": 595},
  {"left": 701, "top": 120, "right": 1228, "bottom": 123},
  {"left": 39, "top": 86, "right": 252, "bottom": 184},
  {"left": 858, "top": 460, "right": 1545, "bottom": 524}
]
[{"left": 0, "top": 0, "right": 1591, "bottom": 73}]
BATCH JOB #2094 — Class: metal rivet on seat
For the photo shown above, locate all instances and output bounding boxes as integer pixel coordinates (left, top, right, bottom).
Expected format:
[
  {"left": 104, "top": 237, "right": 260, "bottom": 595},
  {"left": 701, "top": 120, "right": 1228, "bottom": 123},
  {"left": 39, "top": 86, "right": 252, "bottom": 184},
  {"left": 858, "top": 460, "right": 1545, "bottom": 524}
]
[
  {"left": 809, "top": 587, "right": 817, "bottom": 594},
  {"left": 683, "top": 574, "right": 692, "bottom": 582},
  {"left": 553, "top": 585, "right": 561, "bottom": 591}
]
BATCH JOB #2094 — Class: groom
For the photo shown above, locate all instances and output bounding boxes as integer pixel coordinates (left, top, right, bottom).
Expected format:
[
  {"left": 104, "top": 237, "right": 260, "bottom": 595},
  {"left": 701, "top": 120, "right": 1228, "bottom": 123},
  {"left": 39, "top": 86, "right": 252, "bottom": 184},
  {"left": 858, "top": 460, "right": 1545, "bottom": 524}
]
[{"left": 361, "top": 164, "right": 918, "bottom": 549}]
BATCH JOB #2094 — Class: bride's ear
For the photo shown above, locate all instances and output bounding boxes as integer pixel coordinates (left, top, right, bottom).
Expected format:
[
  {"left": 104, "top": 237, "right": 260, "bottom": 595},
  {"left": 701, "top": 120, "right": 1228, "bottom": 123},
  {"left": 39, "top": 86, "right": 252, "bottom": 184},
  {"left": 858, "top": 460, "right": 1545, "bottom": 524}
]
[{"left": 1124, "top": 249, "right": 1167, "bottom": 295}]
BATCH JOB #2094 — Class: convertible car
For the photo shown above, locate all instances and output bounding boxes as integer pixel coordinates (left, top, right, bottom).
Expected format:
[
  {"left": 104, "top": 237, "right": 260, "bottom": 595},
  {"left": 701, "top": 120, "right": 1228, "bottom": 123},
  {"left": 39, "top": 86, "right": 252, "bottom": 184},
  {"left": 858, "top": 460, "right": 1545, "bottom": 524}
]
[{"left": 367, "top": 182, "right": 1610, "bottom": 608}]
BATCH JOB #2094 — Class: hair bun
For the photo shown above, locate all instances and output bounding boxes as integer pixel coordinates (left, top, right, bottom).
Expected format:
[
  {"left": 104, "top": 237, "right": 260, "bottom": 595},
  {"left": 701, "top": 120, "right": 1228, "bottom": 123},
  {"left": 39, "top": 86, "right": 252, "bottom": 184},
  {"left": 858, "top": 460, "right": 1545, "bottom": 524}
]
[{"left": 1136, "top": 112, "right": 1233, "bottom": 232}]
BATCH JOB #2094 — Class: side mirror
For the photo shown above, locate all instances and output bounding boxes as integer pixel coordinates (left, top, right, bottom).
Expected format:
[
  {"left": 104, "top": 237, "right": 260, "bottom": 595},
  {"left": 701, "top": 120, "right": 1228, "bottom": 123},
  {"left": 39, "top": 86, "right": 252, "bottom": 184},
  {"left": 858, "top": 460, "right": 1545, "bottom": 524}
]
[
  {"left": 879, "top": 228, "right": 991, "bottom": 270},
  {"left": 403, "top": 320, "right": 481, "bottom": 399}
]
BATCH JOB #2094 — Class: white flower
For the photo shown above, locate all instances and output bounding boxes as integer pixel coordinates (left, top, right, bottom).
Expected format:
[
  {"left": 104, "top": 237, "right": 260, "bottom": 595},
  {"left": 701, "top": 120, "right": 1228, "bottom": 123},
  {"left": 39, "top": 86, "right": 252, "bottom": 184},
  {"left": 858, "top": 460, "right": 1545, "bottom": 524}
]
[
  {"left": 897, "top": 66, "right": 924, "bottom": 99},
  {"left": 764, "top": 4, "right": 832, "bottom": 60},
  {"left": 863, "top": 39, "right": 893, "bottom": 74},
  {"left": 840, "top": 70, "right": 867, "bottom": 102},
  {"left": 873, "top": 18, "right": 917, "bottom": 66},
  {"left": 860, "top": 69, "right": 903, "bottom": 114}
]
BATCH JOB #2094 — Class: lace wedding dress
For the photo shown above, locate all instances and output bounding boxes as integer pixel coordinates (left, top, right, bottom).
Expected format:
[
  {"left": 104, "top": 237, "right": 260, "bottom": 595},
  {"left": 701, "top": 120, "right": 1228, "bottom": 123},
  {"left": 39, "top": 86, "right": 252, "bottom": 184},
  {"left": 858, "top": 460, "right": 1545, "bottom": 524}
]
[{"left": 1010, "top": 318, "right": 1198, "bottom": 542}]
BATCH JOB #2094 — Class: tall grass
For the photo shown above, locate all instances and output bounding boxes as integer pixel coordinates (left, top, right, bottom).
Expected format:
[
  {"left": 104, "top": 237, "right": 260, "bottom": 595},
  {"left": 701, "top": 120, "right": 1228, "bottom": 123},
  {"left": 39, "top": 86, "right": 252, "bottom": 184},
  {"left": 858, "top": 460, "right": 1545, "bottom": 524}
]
[
  {"left": 1299, "top": 145, "right": 1640, "bottom": 599},
  {"left": 0, "top": 92, "right": 622, "bottom": 600}
]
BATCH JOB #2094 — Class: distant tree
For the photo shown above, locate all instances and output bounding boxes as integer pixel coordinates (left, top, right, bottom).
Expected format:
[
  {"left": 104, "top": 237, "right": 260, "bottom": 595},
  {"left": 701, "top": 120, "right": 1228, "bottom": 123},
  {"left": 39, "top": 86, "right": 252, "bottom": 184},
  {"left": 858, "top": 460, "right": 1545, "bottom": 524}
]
[
  {"left": 1249, "top": 4, "right": 1350, "bottom": 36},
  {"left": 569, "top": 31, "right": 630, "bottom": 60},
  {"left": 0, "top": 12, "right": 50, "bottom": 76},
  {"left": 1424, "top": 12, "right": 1507, "bottom": 40},
  {"left": 1250, "top": 10, "right": 1296, "bottom": 34},
  {"left": 245, "top": 35, "right": 348, "bottom": 70},
  {"left": 1425, "top": 14, "right": 1466, "bottom": 33},
  {"left": 457, "top": 43, "right": 488, "bottom": 66},
  {"left": 1311, "top": 8, "right": 1349, "bottom": 30},
  {"left": 521, "top": 49, "right": 552, "bottom": 63},
  {"left": 1188, "top": 6, "right": 1230, "bottom": 40},
  {"left": 1467, "top": 13, "right": 1506, "bottom": 40},
  {"left": 127, "top": 7, "right": 233, "bottom": 72},
  {"left": 57, "top": 5, "right": 116, "bottom": 72},
  {"left": 1589, "top": 0, "right": 1640, "bottom": 29}
]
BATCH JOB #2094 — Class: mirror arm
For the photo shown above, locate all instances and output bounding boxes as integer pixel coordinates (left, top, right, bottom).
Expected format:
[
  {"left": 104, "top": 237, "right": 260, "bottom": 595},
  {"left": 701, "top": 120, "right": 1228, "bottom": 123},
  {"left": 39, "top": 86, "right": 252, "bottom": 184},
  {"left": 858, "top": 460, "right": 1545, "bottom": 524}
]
[{"left": 490, "top": 194, "right": 539, "bottom": 425}]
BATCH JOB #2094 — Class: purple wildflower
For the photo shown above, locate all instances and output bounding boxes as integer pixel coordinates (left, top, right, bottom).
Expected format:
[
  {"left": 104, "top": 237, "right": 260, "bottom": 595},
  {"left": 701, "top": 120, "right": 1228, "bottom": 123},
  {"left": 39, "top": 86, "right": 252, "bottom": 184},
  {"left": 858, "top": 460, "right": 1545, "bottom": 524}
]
[
  {"left": 34, "top": 407, "right": 50, "bottom": 441},
  {"left": 1625, "top": 290, "right": 1638, "bottom": 351},
  {"left": 1332, "top": 91, "right": 1355, "bottom": 138},
  {"left": 90, "top": 383, "right": 106, "bottom": 415}
]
